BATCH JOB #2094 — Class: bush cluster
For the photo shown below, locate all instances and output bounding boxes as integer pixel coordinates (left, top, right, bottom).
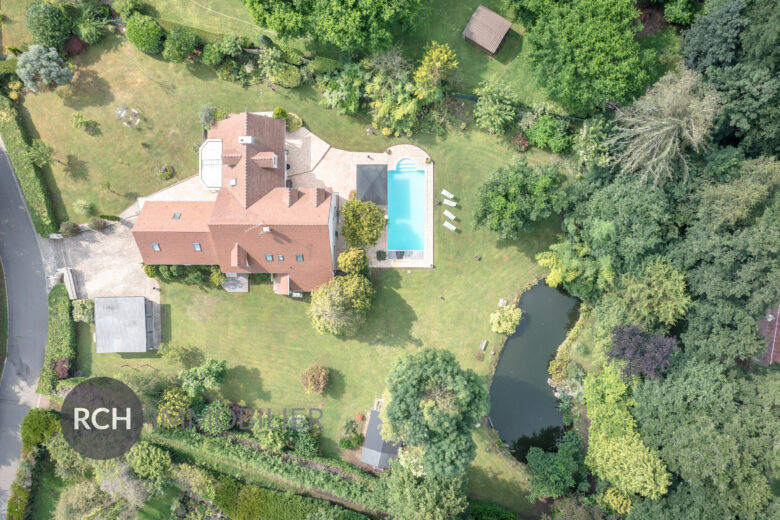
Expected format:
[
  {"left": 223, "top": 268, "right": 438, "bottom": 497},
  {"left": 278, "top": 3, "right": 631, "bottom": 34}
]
[
  {"left": 0, "top": 95, "right": 57, "bottom": 235},
  {"left": 300, "top": 365, "right": 330, "bottom": 395},
  {"left": 525, "top": 114, "right": 573, "bottom": 153},
  {"left": 38, "top": 284, "right": 76, "bottom": 394},
  {"left": 125, "top": 13, "right": 164, "bottom": 54}
]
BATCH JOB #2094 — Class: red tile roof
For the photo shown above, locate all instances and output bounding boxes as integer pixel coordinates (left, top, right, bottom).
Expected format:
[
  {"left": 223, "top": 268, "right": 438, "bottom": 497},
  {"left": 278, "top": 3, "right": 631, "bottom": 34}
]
[{"left": 132, "top": 113, "right": 336, "bottom": 292}]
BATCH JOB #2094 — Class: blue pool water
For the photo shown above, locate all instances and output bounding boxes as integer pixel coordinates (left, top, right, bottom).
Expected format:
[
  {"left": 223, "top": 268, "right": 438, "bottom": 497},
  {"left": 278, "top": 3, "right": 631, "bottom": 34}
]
[{"left": 388, "top": 158, "right": 425, "bottom": 251}]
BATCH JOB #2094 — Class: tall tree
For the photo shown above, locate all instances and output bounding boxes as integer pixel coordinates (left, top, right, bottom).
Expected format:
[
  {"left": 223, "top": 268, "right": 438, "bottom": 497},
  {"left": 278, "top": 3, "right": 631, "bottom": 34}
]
[
  {"left": 474, "top": 159, "right": 567, "bottom": 240},
  {"left": 16, "top": 45, "right": 73, "bottom": 91},
  {"left": 341, "top": 199, "right": 386, "bottom": 247},
  {"left": 526, "top": 431, "right": 584, "bottom": 501},
  {"left": 608, "top": 325, "right": 679, "bottom": 379},
  {"left": 26, "top": 0, "right": 73, "bottom": 50},
  {"left": 308, "top": 273, "right": 374, "bottom": 336},
  {"left": 413, "top": 41, "right": 457, "bottom": 104},
  {"left": 608, "top": 69, "right": 721, "bottom": 185},
  {"left": 381, "top": 462, "right": 469, "bottom": 520},
  {"left": 243, "top": 0, "right": 429, "bottom": 53},
  {"left": 383, "top": 349, "right": 489, "bottom": 476},
  {"left": 633, "top": 357, "right": 779, "bottom": 518},
  {"left": 527, "top": 0, "right": 651, "bottom": 115},
  {"left": 681, "top": 0, "right": 747, "bottom": 74}
]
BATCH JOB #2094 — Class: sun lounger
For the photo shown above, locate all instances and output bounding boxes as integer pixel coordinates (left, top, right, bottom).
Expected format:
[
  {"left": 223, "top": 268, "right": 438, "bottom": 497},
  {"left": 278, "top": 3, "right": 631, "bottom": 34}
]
[
  {"left": 441, "top": 189, "right": 454, "bottom": 199},
  {"left": 443, "top": 199, "right": 456, "bottom": 207},
  {"left": 443, "top": 221, "right": 457, "bottom": 231},
  {"left": 443, "top": 209, "right": 456, "bottom": 220},
  {"left": 480, "top": 339, "right": 487, "bottom": 351}
]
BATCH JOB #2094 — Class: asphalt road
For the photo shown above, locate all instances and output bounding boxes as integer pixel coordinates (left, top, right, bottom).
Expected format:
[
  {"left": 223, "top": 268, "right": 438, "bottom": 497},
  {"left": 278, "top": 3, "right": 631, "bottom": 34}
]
[{"left": 0, "top": 141, "right": 48, "bottom": 515}]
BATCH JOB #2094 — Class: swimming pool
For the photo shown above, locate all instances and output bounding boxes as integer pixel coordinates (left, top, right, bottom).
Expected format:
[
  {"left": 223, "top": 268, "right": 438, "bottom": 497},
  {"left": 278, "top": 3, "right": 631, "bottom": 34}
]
[{"left": 387, "top": 157, "right": 425, "bottom": 251}]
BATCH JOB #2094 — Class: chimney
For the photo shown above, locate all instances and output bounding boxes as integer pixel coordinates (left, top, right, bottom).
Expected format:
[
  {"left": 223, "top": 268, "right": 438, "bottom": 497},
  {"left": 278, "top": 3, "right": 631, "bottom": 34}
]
[
  {"left": 313, "top": 188, "right": 326, "bottom": 207},
  {"left": 284, "top": 188, "right": 298, "bottom": 207}
]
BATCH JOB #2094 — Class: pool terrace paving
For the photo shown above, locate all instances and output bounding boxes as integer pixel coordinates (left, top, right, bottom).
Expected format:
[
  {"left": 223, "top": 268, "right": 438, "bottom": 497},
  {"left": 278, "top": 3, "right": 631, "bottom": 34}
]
[{"left": 286, "top": 128, "right": 433, "bottom": 269}]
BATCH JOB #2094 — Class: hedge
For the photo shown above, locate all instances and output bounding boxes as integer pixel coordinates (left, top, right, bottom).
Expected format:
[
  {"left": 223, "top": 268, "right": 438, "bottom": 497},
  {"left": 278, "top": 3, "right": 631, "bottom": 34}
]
[
  {"left": 146, "top": 428, "right": 383, "bottom": 512},
  {"left": 37, "top": 284, "right": 76, "bottom": 394},
  {"left": 214, "top": 474, "right": 368, "bottom": 520},
  {"left": 0, "top": 96, "right": 57, "bottom": 235},
  {"left": 5, "top": 448, "right": 41, "bottom": 520}
]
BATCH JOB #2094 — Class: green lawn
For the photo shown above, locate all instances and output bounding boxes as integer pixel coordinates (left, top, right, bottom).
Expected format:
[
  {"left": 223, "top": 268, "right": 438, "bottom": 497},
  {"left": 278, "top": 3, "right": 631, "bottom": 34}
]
[
  {"left": 0, "top": 0, "right": 34, "bottom": 50},
  {"left": 0, "top": 262, "right": 6, "bottom": 380}
]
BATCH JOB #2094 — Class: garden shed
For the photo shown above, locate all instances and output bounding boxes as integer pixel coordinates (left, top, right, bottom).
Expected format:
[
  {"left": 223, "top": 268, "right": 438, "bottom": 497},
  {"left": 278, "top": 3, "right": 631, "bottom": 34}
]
[
  {"left": 462, "top": 5, "right": 512, "bottom": 56},
  {"left": 94, "top": 296, "right": 155, "bottom": 354},
  {"left": 360, "top": 409, "right": 400, "bottom": 469}
]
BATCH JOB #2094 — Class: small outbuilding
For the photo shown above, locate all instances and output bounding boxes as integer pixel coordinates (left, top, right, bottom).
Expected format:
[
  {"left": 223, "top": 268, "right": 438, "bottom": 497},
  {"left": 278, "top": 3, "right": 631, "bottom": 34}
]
[
  {"left": 94, "top": 296, "right": 155, "bottom": 354},
  {"left": 462, "top": 5, "right": 512, "bottom": 56},
  {"left": 360, "top": 409, "right": 400, "bottom": 469}
]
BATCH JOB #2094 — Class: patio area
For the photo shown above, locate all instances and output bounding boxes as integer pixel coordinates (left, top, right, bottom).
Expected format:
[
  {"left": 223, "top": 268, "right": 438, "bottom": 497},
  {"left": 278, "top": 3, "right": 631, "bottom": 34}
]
[{"left": 286, "top": 129, "right": 434, "bottom": 270}]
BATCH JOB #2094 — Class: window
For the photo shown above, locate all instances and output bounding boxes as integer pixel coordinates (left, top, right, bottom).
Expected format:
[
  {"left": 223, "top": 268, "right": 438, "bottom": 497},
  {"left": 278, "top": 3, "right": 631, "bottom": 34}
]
[
  {"left": 152, "top": 243, "right": 161, "bottom": 252},
  {"left": 265, "top": 254, "right": 273, "bottom": 262},
  {"left": 277, "top": 255, "right": 284, "bottom": 262},
  {"left": 172, "top": 212, "right": 181, "bottom": 220},
  {"left": 296, "top": 254, "right": 304, "bottom": 262},
  {"left": 193, "top": 242, "right": 202, "bottom": 252}
]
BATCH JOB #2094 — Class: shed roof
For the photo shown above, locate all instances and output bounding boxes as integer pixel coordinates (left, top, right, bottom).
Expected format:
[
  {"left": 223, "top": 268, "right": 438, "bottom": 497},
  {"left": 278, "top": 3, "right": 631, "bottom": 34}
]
[
  {"left": 94, "top": 297, "right": 151, "bottom": 353},
  {"left": 462, "top": 5, "right": 512, "bottom": 55},
  {"left": 360, "top": 409, "right": 400, "bottom": 469}
]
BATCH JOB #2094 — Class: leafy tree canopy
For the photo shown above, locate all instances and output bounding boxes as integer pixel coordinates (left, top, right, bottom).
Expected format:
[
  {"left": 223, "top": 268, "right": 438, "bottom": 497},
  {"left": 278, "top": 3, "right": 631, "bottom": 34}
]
[
  {"left": 16, "top": 45, "right": 73, "bottom": 91},
  {"left": 308, "top": 273, "right": 374, "bottom": 336},
  {"left": 341, "top": 199, "right": 386, "bottom": 247},
  {"left": 383, "top": 349, "right": 489, "bottom": 476},
  {"left": 125, "top": 13, "right": 164, "bottom": 55},
  {"left": 608, "top": 325, "right": 679, "bottom": 379},
  {"left": 26, "top": 0, "right": 73, "bottom": 50},
  {"left": 474, "top": 158, "right": 568, "bottom": 240},
  {"left": 473, "top": 81, "right": 521, "bottom": 135},
  {"left": 633, "top": 357, "right": 779, "bottom": 518},
  {"left": 380, "top": 461, "right": 469, "bottom": 520},
  {"left": 527, "top": 0, "right": 652, "bottom": 115},
  {"left": 243, "top": 0, "right": 429, "bottom": 53},
  {"left": 178, "top": 358, "right": 227, "bottom": 397},
  {"left": 162, "top": 26, "right": 201, "bottom": 63},
  {"left": 682, "top": 0, "right": 747, "bottom": 73},
  {"left": 527, "top": 431, "right": 584, "bottom": 501}
]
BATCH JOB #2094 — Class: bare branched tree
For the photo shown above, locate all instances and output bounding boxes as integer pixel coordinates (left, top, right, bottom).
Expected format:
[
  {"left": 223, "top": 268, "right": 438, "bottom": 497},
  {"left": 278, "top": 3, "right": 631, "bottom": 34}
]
[{"left": 608, "top": 69, "right": 721, "bottom": 185}]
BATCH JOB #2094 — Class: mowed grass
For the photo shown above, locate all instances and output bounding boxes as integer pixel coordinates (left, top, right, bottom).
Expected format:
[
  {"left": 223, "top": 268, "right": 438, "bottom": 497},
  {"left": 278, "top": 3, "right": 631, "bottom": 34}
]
[{"left": 0, "top": 0, "right": 34, "bottom": 50}]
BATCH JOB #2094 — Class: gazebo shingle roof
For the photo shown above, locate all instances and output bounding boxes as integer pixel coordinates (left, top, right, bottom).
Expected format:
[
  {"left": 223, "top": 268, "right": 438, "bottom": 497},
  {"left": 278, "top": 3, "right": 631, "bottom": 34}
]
[{"left": 462, "top": 5, "right": 512, "bottom": 55}]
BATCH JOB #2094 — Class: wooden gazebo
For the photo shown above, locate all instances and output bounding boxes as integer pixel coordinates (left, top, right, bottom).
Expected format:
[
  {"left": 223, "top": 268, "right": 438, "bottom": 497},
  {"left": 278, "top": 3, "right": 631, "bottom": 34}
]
[{"left": 462, "top": 5, "right": 512, "bottom": 56}]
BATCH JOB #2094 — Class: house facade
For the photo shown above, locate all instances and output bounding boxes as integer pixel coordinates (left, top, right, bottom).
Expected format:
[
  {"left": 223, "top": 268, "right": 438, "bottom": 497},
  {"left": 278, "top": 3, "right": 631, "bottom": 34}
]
[{"left": 131, "top": 112, "right": 338, "bottom": 295}]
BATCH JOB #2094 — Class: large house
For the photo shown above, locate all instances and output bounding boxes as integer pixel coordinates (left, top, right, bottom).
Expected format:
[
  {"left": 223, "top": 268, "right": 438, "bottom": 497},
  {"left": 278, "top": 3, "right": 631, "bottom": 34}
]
[{"left": 132, "top": 112, "right": 338, "bottom": 295}]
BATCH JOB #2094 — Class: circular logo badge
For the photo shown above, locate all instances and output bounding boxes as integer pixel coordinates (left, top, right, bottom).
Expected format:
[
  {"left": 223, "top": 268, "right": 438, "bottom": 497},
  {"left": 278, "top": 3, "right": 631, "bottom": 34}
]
[{"left": 60, "top": 377, "right": 144, "bottom": 459}]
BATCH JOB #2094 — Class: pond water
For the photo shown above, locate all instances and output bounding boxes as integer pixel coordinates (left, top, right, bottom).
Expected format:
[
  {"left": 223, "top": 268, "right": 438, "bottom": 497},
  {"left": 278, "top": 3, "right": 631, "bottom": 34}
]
[{"left": 489, "top": 282, "right": 580, "bottom": 461}]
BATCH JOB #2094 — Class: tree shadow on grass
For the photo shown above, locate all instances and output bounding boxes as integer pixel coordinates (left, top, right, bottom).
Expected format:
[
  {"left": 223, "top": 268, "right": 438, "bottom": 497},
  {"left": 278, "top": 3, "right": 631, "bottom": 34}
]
[
  {"left": 493, "top": 212, "right": 562, "bottom": 256},
  {"left": 466, "top": 463, "right": 539, "bottom": 518},
  {"left": 63, "top": 69, "right": 114, "bottom": 110},
  {"left": 64, "top": 154, "right": 89, "bottom": 181},
  {"left": 325, "top": 367, "right": 345, "bottom": 400},
  {"left": 223, "top": 365, "right": 269, "bottom": 403},
  {"left": 355, "top": 269, "right": 421, "bottom": 348},
  {"left": 493, "top": 28, "right": 523, "bottom": 67}
]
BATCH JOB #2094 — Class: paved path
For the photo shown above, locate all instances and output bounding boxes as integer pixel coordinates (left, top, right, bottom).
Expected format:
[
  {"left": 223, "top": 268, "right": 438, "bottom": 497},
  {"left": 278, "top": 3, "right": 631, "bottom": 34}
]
[{"left": 0, "top": 141, "right": 48, "bottom": 515}]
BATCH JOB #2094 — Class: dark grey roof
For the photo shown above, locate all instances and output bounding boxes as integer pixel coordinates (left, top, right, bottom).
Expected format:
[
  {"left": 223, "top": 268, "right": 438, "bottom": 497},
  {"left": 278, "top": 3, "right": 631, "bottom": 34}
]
[
  {"left": 360, "top": 409, "right": 400, "bottom": 469},
  {"left": 356, "top": 164, "right": 388, "bottom": 206},
  {"left": 94, "top": 297, "right": 151, "bottom": 354}
]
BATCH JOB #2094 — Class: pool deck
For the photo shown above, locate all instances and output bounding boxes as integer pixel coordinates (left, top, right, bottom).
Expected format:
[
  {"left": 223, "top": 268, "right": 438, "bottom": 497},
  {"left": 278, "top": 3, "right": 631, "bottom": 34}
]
[{"left": 287, "top": 127, "right": 434, "bottom": 270}]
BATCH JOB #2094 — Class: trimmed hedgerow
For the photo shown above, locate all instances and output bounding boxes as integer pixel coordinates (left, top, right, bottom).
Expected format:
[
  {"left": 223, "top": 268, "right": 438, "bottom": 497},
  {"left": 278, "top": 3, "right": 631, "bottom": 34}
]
[
  {"left": 0, "top": 95, "right": 57, "bottom": 235},
  {"left": 37, "top": 284, "right": 76, "bottom": 395},
  {"left": 6, "top": 448, "right": 41, "bottom": 520},
  {"left": 146, "top": 428, "right": 383, "bottom": 511},
  {"left": 214, "top": 474, "right": 368, "bottom": 520}
]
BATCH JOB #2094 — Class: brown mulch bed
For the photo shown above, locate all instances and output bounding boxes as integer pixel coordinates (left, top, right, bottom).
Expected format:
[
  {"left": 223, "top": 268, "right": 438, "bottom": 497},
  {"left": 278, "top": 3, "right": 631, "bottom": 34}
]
[{"left": 636, "top": 1, "right": 669, "bottom": 38}]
